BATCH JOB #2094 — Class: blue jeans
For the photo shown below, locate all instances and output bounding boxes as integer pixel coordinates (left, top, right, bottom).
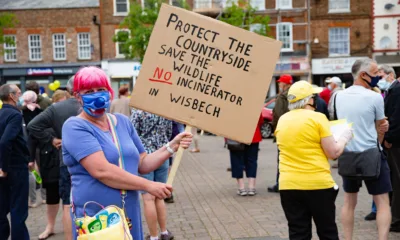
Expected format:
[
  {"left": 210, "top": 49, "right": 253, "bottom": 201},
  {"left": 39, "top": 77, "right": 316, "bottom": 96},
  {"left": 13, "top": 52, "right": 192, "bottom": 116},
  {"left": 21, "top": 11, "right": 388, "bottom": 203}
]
[
  {"left": 140, "top": 160, "right": 169, "bottom": 194},
  {"left": 0, "top": 167, "right": 30, "bottom": 240},
  {"left": 372, "top": 201, "right": 377, "bottom": 213},
  {"left": 230, "top": 143, "right": 259, "bottom": 179},
  {"left": 176, "top": 123, "right": 185, "bottom": 133},
  {"left": 59, "top": 166, "right": 71, "bottom": 205}
]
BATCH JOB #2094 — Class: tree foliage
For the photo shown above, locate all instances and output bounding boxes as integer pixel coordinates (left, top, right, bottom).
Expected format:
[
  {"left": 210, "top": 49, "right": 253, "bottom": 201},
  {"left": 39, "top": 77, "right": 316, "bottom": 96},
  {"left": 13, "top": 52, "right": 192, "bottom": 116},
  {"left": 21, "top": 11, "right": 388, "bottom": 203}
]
[
  {"left": 219, "top": 0, "right": 270, "bottom": 36},
  {"left": 0, "top": 13, "right": 18, "bottom": 53},
  {"left": 114, "top": 0, "right": 189, "bottom": 61},
  {"left": 115, "top": 0, "right": 270, "bottom": 61}
]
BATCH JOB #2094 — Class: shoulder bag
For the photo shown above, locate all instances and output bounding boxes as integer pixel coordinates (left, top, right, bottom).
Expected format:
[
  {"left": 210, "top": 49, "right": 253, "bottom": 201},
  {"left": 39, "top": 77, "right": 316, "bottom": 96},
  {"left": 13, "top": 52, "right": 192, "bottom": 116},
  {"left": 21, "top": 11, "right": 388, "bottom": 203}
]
[
  {"left": 334, "top": 94, "right": 382, "bottom": 180},
  {"left": 72, "top": 114, "right": 133, "bottom": 240},
  {"left": 226, "top": 139, "right": 245, "bottom": 151}
]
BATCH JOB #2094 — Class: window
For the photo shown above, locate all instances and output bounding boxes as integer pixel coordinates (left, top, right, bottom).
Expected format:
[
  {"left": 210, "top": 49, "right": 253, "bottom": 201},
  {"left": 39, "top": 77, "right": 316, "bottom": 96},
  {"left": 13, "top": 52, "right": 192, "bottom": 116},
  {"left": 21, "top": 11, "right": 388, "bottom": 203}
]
[
  {"left": 222, "top": 0, "right": 239, "bottom": 8},
  {"left": 4, "top": 35, "right": 17, "bottom": 62},
  {"left": 250, "top": 0, "right": 265, "bottom": 10},
  {"left": 114, "top": 0, "right": 129, "bottom": 15},
  {"left": 250, "top": 23, "right": 265, "bottom": 34},
  {"left": 170, "top": 0, "right": 184, "bottom": 7},
  {"left": 276, "top": 0, "right": 292, "bottom": 9},
  {"left": 277, "top": 23, "right": 293, "bottom": 52},
  {"left": 29, "top": 35, "right": 42, "bottom": 61},
  {"left": 142, "top": 0, "right": 156, "bottom": 9},
  {"left": 194, "top": 0, "right": 212, "bottom": 9},
  {"left": 329, "top": 28, "right": 350, "bottom": 56},
  {"left": 53, "top": 34, "right": 66, "bottom": 60},
  {"left": 329, "top": 0, "right": 350, "bottom": 13},
  {"left": 77, "top": 33, "right": 91, "bottom": 60},
  {"left": 115, "top": 29, "right": 130, "bottom": 58}
]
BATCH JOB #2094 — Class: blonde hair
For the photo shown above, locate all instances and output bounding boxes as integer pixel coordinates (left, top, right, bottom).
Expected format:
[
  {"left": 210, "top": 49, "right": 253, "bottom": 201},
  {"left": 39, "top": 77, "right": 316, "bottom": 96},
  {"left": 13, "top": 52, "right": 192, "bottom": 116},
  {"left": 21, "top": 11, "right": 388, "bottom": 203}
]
[
  {"left": 372, "top": 87, "right": 381, "bottom": 94},
  {"left": 22, "top": 90, "right": 37, "bottom": 104},
  {"left": 288, "top": 95, "right": 312, "bottom": 111},
  {"left": 52, "top": 90, "right": 70, "bottom": 103}
]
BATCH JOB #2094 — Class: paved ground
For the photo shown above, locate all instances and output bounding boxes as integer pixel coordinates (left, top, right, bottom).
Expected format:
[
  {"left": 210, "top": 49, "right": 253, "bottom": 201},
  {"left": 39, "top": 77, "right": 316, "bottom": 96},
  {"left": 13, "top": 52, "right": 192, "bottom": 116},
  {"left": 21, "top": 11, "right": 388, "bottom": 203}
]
[{"left": 25, "top": 136, "right": 400, "bottom": 239}]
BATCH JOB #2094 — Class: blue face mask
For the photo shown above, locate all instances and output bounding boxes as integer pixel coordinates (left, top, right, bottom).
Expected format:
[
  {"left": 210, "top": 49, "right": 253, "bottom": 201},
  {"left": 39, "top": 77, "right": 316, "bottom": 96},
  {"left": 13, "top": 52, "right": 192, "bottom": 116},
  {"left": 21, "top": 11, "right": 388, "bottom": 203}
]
[
  {"left": 377, "top": 78, "right": 390, "bottom": 91},
  {"left": 80, "top": 91, "right": 110, "bottom": 118},
  {"left": 17, "top": 96, "right": 24, "bottom": 107},
  {"left": 363, "top": 72, "right": 382, "bottom": 88}
]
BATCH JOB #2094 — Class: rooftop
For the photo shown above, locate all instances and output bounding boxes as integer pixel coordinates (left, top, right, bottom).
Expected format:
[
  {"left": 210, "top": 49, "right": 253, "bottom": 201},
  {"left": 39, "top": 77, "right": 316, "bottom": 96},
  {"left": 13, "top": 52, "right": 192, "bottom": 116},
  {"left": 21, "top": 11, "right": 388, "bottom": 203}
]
[{"left": 0, "top": 0, "right": 99, "bottom": 10}]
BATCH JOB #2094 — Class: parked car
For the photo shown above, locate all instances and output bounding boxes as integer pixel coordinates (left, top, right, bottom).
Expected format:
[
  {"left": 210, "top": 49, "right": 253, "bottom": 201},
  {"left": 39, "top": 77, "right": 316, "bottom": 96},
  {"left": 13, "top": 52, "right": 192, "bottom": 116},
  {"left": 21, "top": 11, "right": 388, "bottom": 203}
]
[{"left": 261, "top": 96, "right": 276, "bottom": 138}]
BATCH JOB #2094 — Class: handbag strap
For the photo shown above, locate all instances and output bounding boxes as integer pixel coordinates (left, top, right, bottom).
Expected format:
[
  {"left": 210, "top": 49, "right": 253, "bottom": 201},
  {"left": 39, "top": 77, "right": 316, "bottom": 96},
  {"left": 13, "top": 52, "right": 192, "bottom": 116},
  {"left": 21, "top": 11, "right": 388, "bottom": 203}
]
[
  {"left": 106, "top": 114, "right": 127, "bottom": 197},
  {"left": 333, "top": 93, "right": 338, "bottom": 121},
  {"left": 71, "top": 114, "right": 126, "bottom": 219}
]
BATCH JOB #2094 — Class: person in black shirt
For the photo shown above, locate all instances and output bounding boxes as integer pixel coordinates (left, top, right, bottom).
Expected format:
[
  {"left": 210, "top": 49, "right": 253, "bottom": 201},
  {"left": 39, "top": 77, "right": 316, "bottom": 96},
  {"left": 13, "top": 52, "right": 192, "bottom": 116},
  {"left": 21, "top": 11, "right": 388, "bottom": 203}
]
[
  {"left": 28, "top": 77, "right": 81, "bottom": 240},
  {"left": 315, "top": 93, "right": 330, "bottom": 119},
  {"left": 0, "top": 84, "right": 31, "bottom": 240}
]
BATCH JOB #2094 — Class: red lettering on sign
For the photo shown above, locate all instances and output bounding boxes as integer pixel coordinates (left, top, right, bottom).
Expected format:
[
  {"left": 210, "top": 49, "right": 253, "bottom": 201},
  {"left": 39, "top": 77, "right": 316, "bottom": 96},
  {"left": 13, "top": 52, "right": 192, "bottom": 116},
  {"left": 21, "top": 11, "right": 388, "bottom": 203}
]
[{"left": 149, "top": 67, "right": 173, "bottom": 85}]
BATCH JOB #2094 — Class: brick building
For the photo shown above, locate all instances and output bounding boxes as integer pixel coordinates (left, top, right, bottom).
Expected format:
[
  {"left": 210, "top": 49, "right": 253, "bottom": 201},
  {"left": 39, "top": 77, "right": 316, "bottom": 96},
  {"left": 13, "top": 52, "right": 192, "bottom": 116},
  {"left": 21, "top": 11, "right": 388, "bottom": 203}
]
[
  {"left": 192, "top": 0, "right": 311, "bottom": 96},
  {"left": 372, "top": 0, "right": 400, "bottom": 75},
  {"left": 99, "top": 0, "right": 142, "bottom": 95},
  {"left": 0, "top": 0, "right": 100, "bottom": 92},
  {"left": 310, "top": 0, "right": 372, "bottom": 86}
]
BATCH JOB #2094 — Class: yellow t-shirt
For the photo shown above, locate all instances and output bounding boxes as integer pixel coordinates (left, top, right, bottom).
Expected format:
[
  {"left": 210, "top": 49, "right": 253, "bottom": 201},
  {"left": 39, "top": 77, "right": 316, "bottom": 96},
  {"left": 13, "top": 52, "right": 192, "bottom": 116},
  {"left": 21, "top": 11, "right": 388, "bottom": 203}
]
[{"left": 275, "top": 109, "right": 336, "bottom": 190}]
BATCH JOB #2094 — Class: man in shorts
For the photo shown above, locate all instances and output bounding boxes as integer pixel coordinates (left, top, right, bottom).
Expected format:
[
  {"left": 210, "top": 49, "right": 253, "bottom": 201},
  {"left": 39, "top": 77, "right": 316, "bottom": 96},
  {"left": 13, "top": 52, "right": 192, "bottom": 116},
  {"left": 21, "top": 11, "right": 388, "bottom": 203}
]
[
  {"left": 335, "top": 59, "right": 392, "bottom": 240},
  {"left": 130, "top": 110, "right": 174, "bottom": 240}
]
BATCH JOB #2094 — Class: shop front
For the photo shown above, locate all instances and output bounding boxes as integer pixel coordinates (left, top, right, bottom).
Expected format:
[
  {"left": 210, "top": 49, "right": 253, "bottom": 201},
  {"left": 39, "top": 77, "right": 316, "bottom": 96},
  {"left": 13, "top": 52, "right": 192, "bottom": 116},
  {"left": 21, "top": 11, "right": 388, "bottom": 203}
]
[
  {"left": 268, "top": 56, "right": 310, "bottom": 97},
  {"left": 0, "top": 62, "right": 100, "bottom": 94},
  {"left": 101, "top": 60, "right": 141, "bottom": 99},
  {"left": 312, "top": 57, "right": 368, "bottom": 88}
]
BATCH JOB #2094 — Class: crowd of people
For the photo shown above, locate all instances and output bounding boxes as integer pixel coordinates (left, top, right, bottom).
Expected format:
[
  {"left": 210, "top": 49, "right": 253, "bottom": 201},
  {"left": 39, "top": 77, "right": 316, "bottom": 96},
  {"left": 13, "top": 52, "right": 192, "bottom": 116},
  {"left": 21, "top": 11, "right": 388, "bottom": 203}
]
[
  {"left": 261, "top": 58, "right": 399, "bottom": 240},
  {"left": 0, "top": 58, "right": 399, "bottom": 240},
  {"left": 0, "top": 67, "right": 193, "bottom": 240}
]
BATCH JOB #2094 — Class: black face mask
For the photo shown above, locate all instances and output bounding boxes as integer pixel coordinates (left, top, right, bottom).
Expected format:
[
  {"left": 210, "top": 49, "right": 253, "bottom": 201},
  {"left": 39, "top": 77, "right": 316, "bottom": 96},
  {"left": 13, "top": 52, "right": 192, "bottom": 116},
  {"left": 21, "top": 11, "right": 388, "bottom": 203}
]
[
  {"left": 307, "top": 95, "right": 317, "bottom": 110},
  {"left": 362, "top": 72, "right": 382, "bottom": 88}
]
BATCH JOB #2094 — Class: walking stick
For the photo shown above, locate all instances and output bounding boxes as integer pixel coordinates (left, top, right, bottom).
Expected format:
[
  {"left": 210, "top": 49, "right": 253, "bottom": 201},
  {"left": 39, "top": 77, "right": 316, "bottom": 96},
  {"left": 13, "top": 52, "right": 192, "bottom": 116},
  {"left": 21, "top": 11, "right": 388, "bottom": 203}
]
[{"left": 167, "top": 126, "right": 192, "bottom": 185}]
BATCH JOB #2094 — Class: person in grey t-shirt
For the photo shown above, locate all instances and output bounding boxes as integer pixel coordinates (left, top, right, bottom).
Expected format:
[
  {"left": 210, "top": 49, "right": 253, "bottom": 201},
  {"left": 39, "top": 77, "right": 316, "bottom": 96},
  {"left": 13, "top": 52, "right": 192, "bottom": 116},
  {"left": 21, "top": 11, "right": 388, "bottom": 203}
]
[{"left": 335, "top": 59, "right": 392, "bottom": 240}]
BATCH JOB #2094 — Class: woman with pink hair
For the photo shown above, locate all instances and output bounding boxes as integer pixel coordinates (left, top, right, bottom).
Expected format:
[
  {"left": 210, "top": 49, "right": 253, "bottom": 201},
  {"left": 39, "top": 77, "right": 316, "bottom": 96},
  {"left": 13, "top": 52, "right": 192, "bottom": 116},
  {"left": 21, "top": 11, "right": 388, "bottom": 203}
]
[{"left": 62, "top": 67, "right": 193, "bottom": 240}]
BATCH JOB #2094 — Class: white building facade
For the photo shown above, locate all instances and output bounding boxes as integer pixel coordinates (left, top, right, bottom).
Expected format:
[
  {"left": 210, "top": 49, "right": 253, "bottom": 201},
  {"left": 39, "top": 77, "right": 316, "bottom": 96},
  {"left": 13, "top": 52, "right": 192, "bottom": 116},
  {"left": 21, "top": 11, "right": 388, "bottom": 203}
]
[
  {"left": 373, "top": 0, "right": 400, "bottom": 73},
  {"left": 101, "top": 60, "right": 141, "bottom": 99}
]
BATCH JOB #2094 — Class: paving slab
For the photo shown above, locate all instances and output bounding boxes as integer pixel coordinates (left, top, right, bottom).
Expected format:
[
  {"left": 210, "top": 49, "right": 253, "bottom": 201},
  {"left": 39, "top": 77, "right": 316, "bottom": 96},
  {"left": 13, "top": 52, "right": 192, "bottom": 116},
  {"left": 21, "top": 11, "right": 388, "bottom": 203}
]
[{"left": 23, "top": 136, "right": 400, "bottom": 239}]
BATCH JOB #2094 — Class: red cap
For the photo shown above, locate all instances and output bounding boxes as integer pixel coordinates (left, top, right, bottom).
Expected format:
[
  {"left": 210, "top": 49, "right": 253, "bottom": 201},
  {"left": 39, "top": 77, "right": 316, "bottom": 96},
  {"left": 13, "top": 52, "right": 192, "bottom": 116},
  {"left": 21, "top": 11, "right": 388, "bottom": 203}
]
[{"left": 277, "top": 74, "right": 293, "bottom": 85}]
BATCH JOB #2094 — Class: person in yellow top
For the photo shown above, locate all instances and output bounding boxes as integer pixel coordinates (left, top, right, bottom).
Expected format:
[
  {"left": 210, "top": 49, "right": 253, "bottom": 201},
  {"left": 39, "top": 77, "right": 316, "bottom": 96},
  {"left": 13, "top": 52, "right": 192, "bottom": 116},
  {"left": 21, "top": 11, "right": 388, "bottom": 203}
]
[{"left": 275, "top": 80, "right": 353, "bottom": 240}]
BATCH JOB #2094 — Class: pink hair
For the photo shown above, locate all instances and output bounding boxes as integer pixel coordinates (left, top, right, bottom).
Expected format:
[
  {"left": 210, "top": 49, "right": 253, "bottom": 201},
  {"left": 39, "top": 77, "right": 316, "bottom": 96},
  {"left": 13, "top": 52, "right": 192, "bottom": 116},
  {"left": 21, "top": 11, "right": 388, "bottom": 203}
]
[{"left": 73, "top": 67, "right": 114, "bottom": 98}]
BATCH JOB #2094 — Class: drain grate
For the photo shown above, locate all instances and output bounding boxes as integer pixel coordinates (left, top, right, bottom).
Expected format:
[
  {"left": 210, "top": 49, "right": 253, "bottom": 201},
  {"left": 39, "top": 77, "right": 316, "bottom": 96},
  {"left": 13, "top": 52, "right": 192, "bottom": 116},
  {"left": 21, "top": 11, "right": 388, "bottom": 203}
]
[{"left": 234, "top": 237, "right": 288, "bottom": 240}]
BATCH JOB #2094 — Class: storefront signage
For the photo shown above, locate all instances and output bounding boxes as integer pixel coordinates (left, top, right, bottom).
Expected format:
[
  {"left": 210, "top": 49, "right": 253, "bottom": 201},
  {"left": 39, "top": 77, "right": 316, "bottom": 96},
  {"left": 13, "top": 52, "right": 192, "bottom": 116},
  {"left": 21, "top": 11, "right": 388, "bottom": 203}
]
[
  {"left": 53, "top": 68, "right": 74, "bottom": 74},
  {"left": 312, "top": 57, "right": 368, "bottom": 75},
  {"left": 27, "top": 68, "right": 53, "bottom": 76},
  {"left": 133, "top": 65, "right": 141, "bottom": 71}
]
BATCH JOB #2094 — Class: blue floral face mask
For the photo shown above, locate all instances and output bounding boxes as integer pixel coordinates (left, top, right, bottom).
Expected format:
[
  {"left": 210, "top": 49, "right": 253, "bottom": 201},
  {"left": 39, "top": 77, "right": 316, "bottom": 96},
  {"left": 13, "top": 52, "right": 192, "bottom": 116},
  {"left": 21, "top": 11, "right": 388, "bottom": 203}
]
[{"left": 80, "top": 91, "right": 110, "bottom": 118}]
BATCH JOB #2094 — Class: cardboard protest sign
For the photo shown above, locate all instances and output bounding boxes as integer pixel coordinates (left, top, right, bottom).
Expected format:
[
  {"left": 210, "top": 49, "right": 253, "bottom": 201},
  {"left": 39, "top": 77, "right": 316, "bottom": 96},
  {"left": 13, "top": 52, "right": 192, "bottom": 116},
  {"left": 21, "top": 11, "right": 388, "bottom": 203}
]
[{"left": 130, "top": 3, "right": 282, "bottom": 144}]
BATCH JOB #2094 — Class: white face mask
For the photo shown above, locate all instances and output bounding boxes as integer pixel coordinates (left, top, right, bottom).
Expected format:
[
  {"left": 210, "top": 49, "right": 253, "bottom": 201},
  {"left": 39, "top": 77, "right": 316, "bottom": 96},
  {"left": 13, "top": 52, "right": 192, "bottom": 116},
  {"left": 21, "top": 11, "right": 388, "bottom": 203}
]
[{"left": 377, "top": 78, "right": 390, "bottom": 91}]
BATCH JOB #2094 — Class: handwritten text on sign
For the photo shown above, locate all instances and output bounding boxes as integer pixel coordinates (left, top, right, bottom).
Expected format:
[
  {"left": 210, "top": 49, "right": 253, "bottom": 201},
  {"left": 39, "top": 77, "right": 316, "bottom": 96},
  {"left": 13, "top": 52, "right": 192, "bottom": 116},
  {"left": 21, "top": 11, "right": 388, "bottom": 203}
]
[{"left": 130, "top": 4, "right": 282, "bottom": 144}]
